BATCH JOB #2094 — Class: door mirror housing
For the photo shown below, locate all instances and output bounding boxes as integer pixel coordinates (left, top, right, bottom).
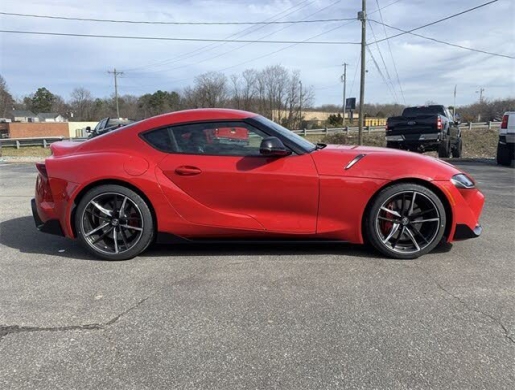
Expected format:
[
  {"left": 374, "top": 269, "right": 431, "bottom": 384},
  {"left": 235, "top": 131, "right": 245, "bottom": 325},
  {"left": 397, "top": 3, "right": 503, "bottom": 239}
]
[
  {"left": 85, "top": 126, "right": 91, "bottom": 133},
  {"left": 259, "top": 137, "right": 291, "bottom": 157}
]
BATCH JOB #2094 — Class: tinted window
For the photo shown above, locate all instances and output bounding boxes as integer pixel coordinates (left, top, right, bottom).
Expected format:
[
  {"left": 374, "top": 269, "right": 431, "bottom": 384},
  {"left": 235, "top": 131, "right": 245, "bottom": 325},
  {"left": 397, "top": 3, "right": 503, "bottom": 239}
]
[
  {"left": 403, "top": 106, "right": 445, "bottom": 117},
  {"left": 142, "top": 121, "right": 272, "bottom": 156}
]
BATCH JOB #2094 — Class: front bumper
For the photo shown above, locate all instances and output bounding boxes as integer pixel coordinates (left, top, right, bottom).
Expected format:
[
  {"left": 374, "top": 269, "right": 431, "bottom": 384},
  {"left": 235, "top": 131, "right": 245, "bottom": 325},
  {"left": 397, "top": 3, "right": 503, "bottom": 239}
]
[
  {"left": 453, "top": 224, "right": 482, "bottom": 240},
  {"left": 31, "top": 198, "right": 64, "bottom": 236}
]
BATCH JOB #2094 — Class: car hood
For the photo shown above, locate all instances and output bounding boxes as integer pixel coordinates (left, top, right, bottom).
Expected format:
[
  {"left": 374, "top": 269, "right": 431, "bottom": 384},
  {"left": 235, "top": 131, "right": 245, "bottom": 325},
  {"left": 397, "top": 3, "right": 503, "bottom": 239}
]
[{"left": 310, "top": 144, "right": 461, "bottom": 181}]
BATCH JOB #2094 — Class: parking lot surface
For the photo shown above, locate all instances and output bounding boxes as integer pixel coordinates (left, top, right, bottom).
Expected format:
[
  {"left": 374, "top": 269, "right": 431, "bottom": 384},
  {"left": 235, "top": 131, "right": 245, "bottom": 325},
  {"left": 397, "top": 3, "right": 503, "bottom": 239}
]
[{"left": 0, "top": 160, "right": 514, "bottom": 389}]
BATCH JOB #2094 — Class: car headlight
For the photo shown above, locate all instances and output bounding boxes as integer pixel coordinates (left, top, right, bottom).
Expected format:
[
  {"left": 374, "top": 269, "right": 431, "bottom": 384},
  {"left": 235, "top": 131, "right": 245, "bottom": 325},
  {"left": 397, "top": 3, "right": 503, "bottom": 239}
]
[{"left": 451, "top": 173, "right": 475, "bottom": 189}]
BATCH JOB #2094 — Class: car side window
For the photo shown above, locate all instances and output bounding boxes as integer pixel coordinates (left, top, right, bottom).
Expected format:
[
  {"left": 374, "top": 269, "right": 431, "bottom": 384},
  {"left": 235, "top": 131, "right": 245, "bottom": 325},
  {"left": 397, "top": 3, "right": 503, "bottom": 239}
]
[{"left": 143, "top": 121, "right": 271, "bottom": 157}]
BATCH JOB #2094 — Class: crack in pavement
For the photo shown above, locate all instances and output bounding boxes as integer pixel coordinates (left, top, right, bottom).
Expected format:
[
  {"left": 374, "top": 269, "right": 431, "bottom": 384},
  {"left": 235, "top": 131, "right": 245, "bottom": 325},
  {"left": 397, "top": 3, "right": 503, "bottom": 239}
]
[
  {"left": 413, "top": 264, "right": 515, "bottom": 345},
  {"left": 0, "top": 296, "right": 151, "bottom": 342}
]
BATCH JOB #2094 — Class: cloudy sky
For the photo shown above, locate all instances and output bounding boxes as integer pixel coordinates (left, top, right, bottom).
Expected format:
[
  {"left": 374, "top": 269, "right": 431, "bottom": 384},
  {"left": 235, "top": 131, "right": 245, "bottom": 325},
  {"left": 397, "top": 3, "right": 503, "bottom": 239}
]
[{"left": 1, "top": 0, "right": 514, "bottom": 107}]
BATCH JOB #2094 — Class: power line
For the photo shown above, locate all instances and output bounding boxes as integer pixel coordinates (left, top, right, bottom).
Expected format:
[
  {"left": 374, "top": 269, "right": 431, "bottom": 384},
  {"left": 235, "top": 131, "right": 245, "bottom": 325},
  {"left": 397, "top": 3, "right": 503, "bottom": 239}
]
[
  {"left": 367, "top": 19, "right": 398, "bottom": 102},
  {"left": 370, "top": 20, "right": 515, "bottom": 59},
  {"left": 0, "top": 29, "right": 360, "bottom": 45},
  {"left": 0, "top": 11, "right": 355, "bottom": 25},
  {"left": 370, "top": 0, "right": 499, "bottom": 45},
  {"left": 123, "top": 0, "right": 317, "bottom": 73},
  {"left": 374, "top": 0, "right": 406, "bottom": 104}
]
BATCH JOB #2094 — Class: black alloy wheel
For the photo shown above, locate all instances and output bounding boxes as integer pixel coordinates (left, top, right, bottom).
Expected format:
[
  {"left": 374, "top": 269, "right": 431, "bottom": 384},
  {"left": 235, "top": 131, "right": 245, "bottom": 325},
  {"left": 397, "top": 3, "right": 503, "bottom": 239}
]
[
  {"left": 365, "top": 183, "right": 446, "bottom": 259},
  {"left": 75, "top": 185, "right": 154, "bottom": 260}
]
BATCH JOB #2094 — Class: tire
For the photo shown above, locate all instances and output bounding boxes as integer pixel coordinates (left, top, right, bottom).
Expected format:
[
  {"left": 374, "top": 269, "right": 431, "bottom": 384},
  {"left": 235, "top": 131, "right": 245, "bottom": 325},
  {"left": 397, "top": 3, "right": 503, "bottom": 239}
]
[
  {"left": 364, "top": 183, "right": 447, "bottom": 259},
  {"left": 496, "top": 142, "right": 511, "bottom": 166},
  {"left": 451, "top": 137, "right": 463, "bottom": 158},
  {"left": 438, "top": 138, "right": 451, "bottom": 158},
  {"left": 75, "top": 184, "right": 154, "bottom": 260}
]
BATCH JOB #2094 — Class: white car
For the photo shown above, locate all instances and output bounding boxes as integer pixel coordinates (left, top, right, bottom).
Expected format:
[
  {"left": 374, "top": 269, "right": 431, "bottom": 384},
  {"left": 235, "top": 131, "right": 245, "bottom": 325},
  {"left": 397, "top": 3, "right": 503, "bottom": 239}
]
[{"left": 497, "top": 111, "right": 515, "bottom": 166}]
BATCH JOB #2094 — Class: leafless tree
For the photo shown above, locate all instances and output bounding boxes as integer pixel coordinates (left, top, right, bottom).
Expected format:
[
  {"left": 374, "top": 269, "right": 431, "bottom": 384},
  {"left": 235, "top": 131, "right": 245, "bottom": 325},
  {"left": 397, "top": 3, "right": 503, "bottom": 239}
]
[
  {"left": 70, "top": 87, "right": 93, "bottom": 120},
  {"left": 0, "top": 75, "right": 15, "bottom": 118}
]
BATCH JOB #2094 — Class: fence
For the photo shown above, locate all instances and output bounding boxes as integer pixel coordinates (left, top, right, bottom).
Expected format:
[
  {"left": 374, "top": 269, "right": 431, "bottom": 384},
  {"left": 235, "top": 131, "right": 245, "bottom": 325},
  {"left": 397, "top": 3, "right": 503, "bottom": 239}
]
[
  {"left": 0, "top": 122, "right": 501, "bottom": 149},
  {"left": 292, "top": 121, "right": 501, "bottom": 137}
]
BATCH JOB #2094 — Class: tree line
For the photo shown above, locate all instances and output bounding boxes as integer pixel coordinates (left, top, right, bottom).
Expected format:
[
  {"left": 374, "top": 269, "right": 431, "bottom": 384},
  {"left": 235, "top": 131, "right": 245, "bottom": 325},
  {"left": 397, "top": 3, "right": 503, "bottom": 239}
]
[
  {"left": 0, "top": 65, "right": 314, "bottom": 129},
  {"left": 1, "top": 71, "right": 513, "bottom": 128}
]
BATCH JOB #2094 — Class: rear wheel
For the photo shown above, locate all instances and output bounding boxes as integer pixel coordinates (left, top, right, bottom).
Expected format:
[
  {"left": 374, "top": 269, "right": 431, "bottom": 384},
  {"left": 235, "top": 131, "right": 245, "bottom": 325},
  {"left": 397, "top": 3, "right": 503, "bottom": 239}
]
[
  {"left": 75, "top": 184, "right": 154, "bottom": 260},
  {"left": 496, "top": 142, "right": 512, "bottom": 166},
  {"left": 365, "top": 183, "right": 446, "bottom": 259}
]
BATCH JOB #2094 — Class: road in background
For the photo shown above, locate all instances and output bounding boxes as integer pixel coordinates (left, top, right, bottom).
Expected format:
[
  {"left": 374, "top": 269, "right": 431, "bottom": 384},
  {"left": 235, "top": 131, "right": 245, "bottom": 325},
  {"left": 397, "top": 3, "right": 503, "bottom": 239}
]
[{"left": 0, "top": 161, "right": 513, "bottom": 389}]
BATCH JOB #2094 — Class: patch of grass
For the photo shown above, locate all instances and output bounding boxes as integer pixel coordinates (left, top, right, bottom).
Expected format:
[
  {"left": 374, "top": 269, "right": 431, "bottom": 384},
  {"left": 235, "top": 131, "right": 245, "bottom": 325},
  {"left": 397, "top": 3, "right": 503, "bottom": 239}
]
[
  {"left": 312, "top": 127, "right": 498, "bottom": 159},
  {"left": 1, "top": 146, "right": 52, "bottom": 158}
]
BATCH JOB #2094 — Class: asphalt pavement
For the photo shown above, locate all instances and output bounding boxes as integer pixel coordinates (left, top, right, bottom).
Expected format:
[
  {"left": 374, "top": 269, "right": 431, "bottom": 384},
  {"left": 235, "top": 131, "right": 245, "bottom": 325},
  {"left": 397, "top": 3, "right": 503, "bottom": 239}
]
[{"left": 0, "top": 160, "right": 514, "bottom": 389}]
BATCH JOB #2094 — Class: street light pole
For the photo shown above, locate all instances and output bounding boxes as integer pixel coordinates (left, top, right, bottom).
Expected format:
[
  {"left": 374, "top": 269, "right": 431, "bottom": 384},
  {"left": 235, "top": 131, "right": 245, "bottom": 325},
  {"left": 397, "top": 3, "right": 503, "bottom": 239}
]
[
  {"left": 341, "top": 62, "right": 348, "bottom": 126},
  {"left": 358, "top": 0, "right": 367, "bottom": 145}
]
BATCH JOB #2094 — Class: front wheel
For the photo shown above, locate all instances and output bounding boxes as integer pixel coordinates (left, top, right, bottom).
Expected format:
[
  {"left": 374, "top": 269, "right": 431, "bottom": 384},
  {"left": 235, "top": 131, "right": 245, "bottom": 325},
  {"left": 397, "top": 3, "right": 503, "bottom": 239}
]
[
  {"left": 75, "top": 184, "right": 154, "bottom": 260},
  {"left": 451, "top": 137, "right": 463, "bottom": 158},
  {"left": 364, "top": 183, "right": 447, "bottom": 259},
  {"left": 438, "top": 138, "right": 451, "bottom": 158}
]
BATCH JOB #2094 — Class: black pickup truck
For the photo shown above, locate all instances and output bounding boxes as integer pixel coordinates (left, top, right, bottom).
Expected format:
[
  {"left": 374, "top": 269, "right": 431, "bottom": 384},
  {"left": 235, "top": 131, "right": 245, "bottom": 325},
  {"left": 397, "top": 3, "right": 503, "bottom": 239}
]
[
  {"left": 385, "top": 105, "right": 462, "bottom": 158},
  {"left": 86, "top": 117, "right": 134, "bottom": 139}
]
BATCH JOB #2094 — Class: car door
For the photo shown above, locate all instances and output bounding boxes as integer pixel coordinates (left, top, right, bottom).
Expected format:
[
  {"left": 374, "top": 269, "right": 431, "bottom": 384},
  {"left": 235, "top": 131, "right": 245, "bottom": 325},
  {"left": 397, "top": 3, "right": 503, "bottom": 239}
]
[{"left": 146, "top": 121, "right": 319, "bottom": 234}]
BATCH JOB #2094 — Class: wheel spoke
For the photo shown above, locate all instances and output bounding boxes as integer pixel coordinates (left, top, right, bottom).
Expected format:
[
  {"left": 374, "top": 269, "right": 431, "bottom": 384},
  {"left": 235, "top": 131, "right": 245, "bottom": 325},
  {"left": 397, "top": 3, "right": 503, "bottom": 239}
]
[
  {"left": 120, "top": 228, "right": 130, "bottom": 249},
  {"left": 113, "top": 228, "right": 119, "bottom": 254},
  {"left": 409, "top": 224, "right": 430, "bottom": 245},
  {"left": 401, "top": 193, "right": 408, "bottom": 216},
  {"left": 392, "top": 226, "right": 405, "bottom": 249},
  {"left": 380, "top": 206, "right": 401, "bottom": 218},
  {"left": 91, "top": 201, "right": 113, "bottom": 217},
  {"left": 91, "top": 226, "right": 114, "bottom": 245},
  {"left": 404, "top": 227, "right": 421, "bottom": 251},
  {"left": 85, "top": 222, "right": 110, "bottom": 237},
  {"left": 382, "top": 223, "right": 400, "bottom": 243},
  {"left": 408, "top": 192, "right": 417, "bottom": 216},
  {"left": 120, "top": 224, "right": 143, "bottom": 231},
  {"left": 118, "top": 196, "right": 128, "bottom": 219},
  {"left": 412, "top": 218, "right": 440, "bottom": 224},
  {"left": 378, "top": 216, "right": 397, "bottom": 223},
  {"left": 410, "top": 209, "right": 434, "bottom": 219}
]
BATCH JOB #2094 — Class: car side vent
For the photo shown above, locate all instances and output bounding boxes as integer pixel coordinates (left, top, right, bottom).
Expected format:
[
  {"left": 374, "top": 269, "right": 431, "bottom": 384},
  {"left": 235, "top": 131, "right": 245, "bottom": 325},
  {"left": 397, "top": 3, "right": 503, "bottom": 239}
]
[{"left": 344, "top": 154, "right": 367, "bottom": 170}]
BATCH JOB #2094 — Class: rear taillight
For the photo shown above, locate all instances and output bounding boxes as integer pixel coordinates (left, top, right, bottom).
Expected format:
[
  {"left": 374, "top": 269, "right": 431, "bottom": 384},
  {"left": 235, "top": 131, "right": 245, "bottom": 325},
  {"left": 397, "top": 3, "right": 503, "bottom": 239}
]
[
  {"left": 36, "top": 163, "right": 48, "bottom": 179},
  {"left": 501, "top": 114, "right": 508, "bottom": 129},
  {"left": 437, "top": 117, "right": 443, "bottom": 130}
]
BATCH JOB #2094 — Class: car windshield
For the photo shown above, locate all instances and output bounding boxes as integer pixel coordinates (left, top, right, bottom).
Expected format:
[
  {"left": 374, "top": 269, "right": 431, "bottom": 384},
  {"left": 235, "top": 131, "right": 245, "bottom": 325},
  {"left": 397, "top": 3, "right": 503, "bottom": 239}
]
[{"left": 254, "top": 116, "right": 316, "bottom": 152}]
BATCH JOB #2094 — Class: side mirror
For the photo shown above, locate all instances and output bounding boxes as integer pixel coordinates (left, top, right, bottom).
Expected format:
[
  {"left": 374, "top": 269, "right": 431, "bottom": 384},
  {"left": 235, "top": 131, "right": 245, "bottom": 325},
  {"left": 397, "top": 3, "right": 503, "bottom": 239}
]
[
  {"left": 85, "top": 126, "right": 91, "bottom": 133},
  {"left": 259, "top": 137, "right": 291, "bottom": 157}
]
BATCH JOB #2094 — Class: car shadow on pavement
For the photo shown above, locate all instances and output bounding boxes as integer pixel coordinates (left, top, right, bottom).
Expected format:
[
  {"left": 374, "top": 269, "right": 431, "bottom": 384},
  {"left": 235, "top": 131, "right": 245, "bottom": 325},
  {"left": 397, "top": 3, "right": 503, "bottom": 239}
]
[
  {"left": 0, "top": 216, "right": 96, "bottom": 261},
  {"left": 2, "top": 216, "right": 452, "bottom": 261}
]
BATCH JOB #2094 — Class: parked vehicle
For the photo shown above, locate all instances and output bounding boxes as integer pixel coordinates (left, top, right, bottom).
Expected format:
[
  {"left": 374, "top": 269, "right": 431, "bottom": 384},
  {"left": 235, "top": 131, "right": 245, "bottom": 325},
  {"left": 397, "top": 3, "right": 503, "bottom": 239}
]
[
  {"left": 32, "top": 109, "right": 484, "bottom": 261},
  {"left": 496, "top": 111, "right": 515, "bottom": 166},
  {"left": 386, "top": 105, "right": 462, "bottom": 158},
  {"left": 86, "top": 117, "right": 134, "bottom": 138}
]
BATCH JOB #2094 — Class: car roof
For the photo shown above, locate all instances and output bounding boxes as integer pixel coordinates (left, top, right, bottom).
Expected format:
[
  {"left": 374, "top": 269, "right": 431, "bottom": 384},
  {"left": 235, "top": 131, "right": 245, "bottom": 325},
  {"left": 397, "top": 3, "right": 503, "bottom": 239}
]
[{"left": 139, "top": 108, "right": 258, "bottom": 129}]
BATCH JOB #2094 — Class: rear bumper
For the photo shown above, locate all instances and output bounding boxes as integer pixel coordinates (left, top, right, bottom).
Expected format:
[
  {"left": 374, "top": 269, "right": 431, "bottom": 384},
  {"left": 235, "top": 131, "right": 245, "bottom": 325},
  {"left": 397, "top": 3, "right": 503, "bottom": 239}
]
[
  {"left": 31, "top": 198, "right": 64, "bottom": 236},
  {"left": 453, "top": 224, "right": 482, "bottom": 240}
]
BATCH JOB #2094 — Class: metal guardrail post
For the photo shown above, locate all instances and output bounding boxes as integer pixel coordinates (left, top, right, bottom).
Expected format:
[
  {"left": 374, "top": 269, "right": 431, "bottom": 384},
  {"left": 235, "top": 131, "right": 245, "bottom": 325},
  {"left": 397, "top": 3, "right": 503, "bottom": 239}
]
[
  {"left": 488, "top": 121, "right": 492, "bottom": 130},
  {"left": 43, "top": 139, "right": 47, "bottom": 148},
  {"left": 468, "top": 122, "right": 472, "bottom": 130},
  {"left": 16, "top": 140, "right": 20, "bottom": 149},
  {"left": 303, "top": 128, "right": 307, "bottom": 136}
]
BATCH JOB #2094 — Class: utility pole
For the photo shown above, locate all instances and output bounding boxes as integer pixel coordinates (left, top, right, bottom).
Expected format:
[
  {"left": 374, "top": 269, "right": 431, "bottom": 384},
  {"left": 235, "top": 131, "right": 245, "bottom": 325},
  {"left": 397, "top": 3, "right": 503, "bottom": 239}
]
[
  {"left": 299, "top": 80, "right": 303, "bottom": 128},
  {"left": 476, "top": 87, "right": 485, "bottom": 103},
  {"left": 358, "top": 0, "right": 366, "bottom": 145},
  {"left": 108, "top": 68, "right": 124, "bottom": 118},
  {"left": 341, "top": 62, "right": 348, "bottom": 126},
  {"left": 453, "top": 84, "right": 457, "bottom": 118}
]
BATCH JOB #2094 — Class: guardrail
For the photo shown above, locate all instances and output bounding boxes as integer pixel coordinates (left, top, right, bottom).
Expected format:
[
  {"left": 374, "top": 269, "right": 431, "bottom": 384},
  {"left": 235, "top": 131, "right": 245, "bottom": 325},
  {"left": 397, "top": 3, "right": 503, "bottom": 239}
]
[
  {"left": 292, "top": 121, "right": 501, "bottom": 136},
  {"left": 0, "top": 121, "right": 501, "bottom": 149}
]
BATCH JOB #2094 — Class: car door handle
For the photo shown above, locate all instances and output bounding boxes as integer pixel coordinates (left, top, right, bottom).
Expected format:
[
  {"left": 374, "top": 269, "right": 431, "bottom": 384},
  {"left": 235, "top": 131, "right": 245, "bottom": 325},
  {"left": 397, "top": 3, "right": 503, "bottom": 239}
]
[{"left": 175, "top": 166, "right": 202, "bottom": 176}]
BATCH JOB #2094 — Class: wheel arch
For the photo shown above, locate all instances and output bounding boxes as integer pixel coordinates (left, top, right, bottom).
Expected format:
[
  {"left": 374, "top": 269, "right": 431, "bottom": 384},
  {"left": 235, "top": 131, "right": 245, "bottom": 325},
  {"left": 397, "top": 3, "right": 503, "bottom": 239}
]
[
  {"left": 70, "top": 179, "right": 158, "bottom": 238},
  {"left": 361, "top": 177, "right": 453, "bottom": 244}
]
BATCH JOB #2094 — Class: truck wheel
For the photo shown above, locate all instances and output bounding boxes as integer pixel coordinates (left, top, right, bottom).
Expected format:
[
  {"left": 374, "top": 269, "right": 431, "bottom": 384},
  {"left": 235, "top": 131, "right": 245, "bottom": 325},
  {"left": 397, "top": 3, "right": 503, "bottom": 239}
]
[
  {"left": 496, "top": 142, "right": 512, "bottom": 166},
  {"left": 451, "top": 137, "right": 463, "bottom": 158},
  {"left": 438, "top": 139, "right": 451, "bottom": 158}
]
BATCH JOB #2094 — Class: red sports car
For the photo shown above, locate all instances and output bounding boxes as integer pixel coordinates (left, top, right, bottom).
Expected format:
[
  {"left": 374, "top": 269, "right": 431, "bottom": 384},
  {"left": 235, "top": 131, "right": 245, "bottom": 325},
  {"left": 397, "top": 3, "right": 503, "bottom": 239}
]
[{"left": 32, "top": 109, "right": 484, "bottom": 260}]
